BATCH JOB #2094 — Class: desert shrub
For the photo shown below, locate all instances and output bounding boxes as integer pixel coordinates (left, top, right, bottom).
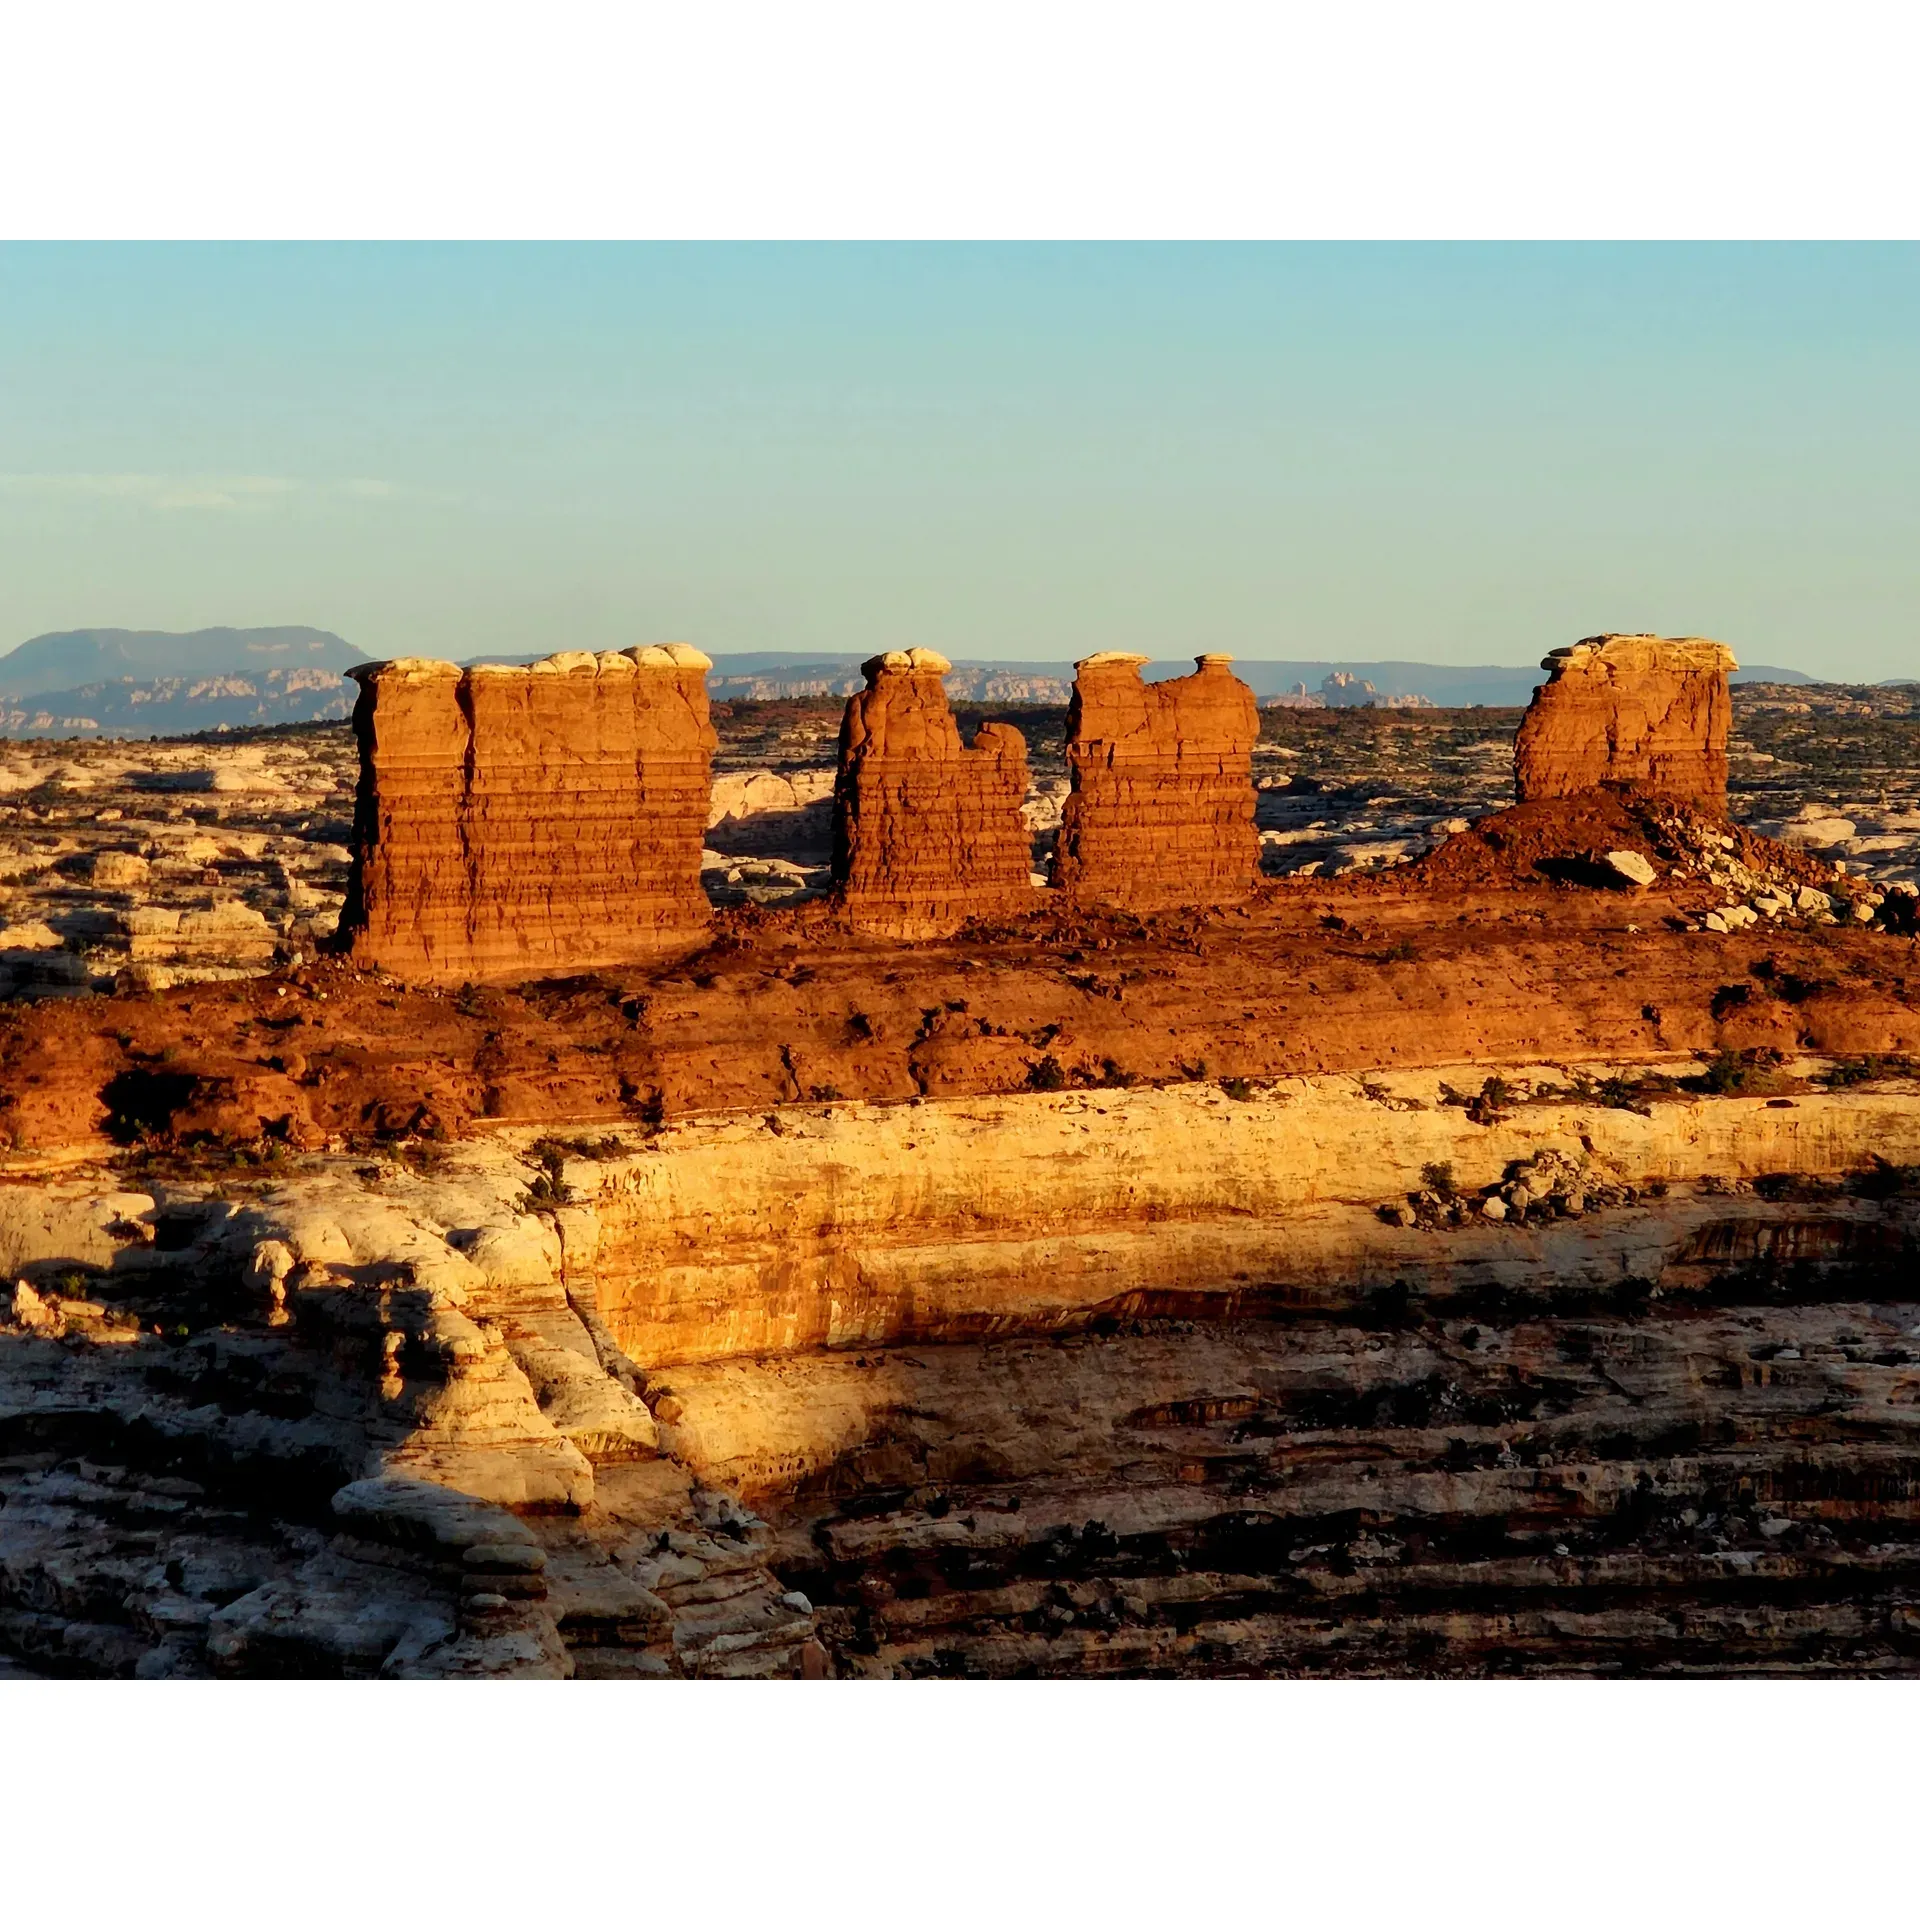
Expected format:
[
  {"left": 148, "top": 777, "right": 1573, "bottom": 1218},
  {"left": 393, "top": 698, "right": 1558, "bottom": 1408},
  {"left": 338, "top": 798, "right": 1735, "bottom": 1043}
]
[
  {"left": 1691, "top": 1048, "right": 1791, "bottom": 1097},
  {"left": 520, "top": 1171, "right": 571, "bottom": 1210},
  {"left": 532, "top": 1132, "right": 627, "bottom": 1164},
  {"left": 1823, "top": 1055, "right": 1917, "bottom": 1088},
  {"left": 1027, "top": 1055, "right": 1067, "bottom": 1092},
  {"left": 1442, "top": 1077, "right": 1513, "bottom": 1121}
]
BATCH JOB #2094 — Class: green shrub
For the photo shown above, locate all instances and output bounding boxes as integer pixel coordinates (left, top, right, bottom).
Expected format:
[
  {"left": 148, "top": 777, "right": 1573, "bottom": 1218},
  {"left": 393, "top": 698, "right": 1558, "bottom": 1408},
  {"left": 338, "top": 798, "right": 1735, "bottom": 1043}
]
[
  {"left": 1027, "top": 1055, "right": 1067, "bottom": 1092},
  {"left": 1692, "top": 1048, "right": 1791, "bottom": 1097}
]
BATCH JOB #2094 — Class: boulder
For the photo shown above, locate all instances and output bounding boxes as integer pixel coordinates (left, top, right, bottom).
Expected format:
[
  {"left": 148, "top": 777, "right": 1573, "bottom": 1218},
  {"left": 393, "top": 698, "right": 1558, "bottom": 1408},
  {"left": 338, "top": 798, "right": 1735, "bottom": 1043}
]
[
  {"left": 1782, "top": 816, "right": 1856, "bottom": 848},
  {"left": 1600, "top": 849, "right": 1657, "bottom": 887},
  {"left": 0, "top": 920, "right": 64, "bottom": 951},
  {"left": 87, "top": 851, "right": 151, "bottom": 889}
]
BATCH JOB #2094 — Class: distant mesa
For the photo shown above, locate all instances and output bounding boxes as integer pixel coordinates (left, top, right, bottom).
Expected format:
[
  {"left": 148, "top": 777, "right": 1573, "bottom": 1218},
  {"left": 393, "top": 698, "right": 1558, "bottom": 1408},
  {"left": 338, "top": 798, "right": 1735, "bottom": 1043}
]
[
  {"left": 1261, "top": 669, "right": 1437, "bottom": 712},
  {"left": 0, "top": 626, "right": 365, "bottom": 698},
  {"left": 0, "top": 622, "right": 1829, "bottom": 741}
]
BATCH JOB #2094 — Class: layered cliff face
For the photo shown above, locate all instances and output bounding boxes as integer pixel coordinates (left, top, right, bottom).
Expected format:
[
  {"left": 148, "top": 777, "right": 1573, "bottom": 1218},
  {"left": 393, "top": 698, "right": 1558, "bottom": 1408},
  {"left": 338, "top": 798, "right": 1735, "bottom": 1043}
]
[
  {"left": 1052, "top": 653, "right": 1260, "bottom": 910},
  {"left": 830, "top": 649, "right": 1032, "bottom": 935},
  {"left": 0, "top": 1148, "right": 824, "bottom": 1677},
  {"left": 10, "top": 689, "right": 1920, "bottom": 1678},
  {"left": 1514, "top": 635, "right": 1736, "bottom": 809},
  {"left": 340, "top": 648, "right": 716, "bottom": 983},
  {"left": 10, "top": 1070, "right": 1920, "bottom": 1677}
]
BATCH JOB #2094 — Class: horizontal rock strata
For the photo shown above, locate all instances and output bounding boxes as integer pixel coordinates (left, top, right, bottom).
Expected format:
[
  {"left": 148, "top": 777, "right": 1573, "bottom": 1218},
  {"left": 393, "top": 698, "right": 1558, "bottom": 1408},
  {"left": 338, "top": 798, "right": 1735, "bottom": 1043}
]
[
  {"left": 0, "top": 1147, "right": 823, "bottom": 1678},
  {"left": 831, "top": 649, "right": 1032, "bottom": 936},
  {"left": 1053, "top": 652, "right": 1260, "bottom": 910},
  {"left": 12, "top": 1071, "right": 1917, "bottom": 1678},
  {"left": 339, "top": 648, "right": 716, "bottom": 984},
  {"left": 1514, "top": 634, "right": 1736, "bottom": 808},
  {"left": 715, "top": 1271, "right": 1920, "bottom": 1677},
  {"left": 565, "top": 1075, "right": 1920, "bottom": 1367}
]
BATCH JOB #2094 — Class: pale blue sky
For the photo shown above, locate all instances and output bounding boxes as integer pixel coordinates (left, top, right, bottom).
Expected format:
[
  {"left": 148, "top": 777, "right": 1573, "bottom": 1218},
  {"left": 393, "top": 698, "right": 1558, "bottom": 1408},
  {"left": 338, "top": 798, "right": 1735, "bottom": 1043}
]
[{"left": 1, "top": 244, "right": 1915, "bottom": 677}]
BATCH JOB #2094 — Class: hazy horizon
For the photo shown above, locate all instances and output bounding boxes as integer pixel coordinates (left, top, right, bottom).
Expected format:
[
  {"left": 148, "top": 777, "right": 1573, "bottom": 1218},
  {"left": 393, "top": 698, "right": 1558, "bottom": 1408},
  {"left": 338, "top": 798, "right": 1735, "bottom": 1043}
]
[{"left": 3, "top": 243, "right": 1916, "bottom": 680}]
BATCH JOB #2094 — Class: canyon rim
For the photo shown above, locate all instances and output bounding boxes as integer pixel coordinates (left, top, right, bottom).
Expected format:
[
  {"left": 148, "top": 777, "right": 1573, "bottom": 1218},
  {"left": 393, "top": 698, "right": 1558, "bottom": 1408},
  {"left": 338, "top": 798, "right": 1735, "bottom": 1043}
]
[{"left": 2, "top": 635, "right": 1918, "bottom": 1678}]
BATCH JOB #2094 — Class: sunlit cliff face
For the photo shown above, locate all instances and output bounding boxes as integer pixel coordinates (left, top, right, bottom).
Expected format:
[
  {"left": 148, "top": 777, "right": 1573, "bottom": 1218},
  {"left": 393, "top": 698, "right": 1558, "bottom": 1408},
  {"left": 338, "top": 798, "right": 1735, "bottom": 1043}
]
[{"left": 3, "top": 641, "right": 1920, "bottom": 1676}]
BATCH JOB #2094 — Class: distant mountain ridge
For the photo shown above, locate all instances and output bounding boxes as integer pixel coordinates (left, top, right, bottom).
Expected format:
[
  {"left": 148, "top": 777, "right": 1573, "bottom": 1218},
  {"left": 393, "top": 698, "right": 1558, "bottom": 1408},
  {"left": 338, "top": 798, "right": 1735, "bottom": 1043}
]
[
  {"left": 0, "top": 626, "right": 365, "bottom": 698},
  {"left": 0, "top": 626, "right": 1846, "bottom": 738},
  {"left": 466, "top": 651, "right": 1819, "bottom": 707}
]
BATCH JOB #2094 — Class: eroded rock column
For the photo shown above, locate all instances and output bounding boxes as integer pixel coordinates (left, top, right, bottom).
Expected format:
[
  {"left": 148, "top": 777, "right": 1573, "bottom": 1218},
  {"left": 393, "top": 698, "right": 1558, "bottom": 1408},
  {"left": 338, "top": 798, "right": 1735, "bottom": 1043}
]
[
  {"left": 1514, "top": 635, "right": 1737, "bottom": 809},
  {"left": 1051, "top": 652, "right": 1260, "bottom": 911},
  {"left": 341, "top": 646, "right": 716, "bottom": 982},
  {"left": 830, "top": 648, "right": 1031, "bottom": 935}
]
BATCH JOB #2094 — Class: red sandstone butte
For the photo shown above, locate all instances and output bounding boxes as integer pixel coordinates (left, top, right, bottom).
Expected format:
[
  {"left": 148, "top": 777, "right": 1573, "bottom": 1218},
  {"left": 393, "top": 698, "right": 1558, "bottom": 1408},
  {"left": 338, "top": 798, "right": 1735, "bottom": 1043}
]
[
  {"left": 1514, "top": 635, "right": 1737, "bottom": 809},
  {"left": 1052, "top": 652, "right": 1260, "bottom": 911},
  {"left": 340, "top": 646, "right": 716, "bottom": 983},
  {"left": 831, "top": 648, "right": 1032, "bottom": 935}
]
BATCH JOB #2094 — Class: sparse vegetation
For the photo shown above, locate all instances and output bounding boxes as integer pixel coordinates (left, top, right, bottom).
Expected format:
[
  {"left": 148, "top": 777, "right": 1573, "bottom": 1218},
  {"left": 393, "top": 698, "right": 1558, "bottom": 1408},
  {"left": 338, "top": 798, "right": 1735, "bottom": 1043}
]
[
  {"left": 1026, "top": 1054, "right": 1067, "bottom": 1092},
  {"left": 1440, "top": 1076, "right": 1514, "bottom": 1125},
  {"left": 531, "top": 1131, "right": 628, "bottom": 1163},
  {"left": 1689, "top": 1047, "right": 1795, "bottom": 1097},
  {"left": 1823, "top": 1055, "right": 1918, "bottom": 1089}
]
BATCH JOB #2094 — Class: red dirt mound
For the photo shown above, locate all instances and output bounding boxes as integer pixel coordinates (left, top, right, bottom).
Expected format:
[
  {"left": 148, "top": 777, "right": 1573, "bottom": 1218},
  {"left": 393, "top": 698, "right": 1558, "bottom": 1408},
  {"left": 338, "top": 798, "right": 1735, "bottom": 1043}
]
[{"left": 1406, "top": 791, "right": 1839, "bottom": 895}]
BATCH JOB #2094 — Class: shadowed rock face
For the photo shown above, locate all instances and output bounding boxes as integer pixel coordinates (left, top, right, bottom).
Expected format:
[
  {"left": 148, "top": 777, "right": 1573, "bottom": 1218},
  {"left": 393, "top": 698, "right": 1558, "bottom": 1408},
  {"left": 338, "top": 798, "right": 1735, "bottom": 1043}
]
[
  {"left": 1053, "top": 653, "right": 1260, "bottom": 910},
  {"left": 340, "top": 648, "right": 716, "bottom": 983},
  {"left": 1514, "top": 635, "right": 1736, "bottom": 810},
  {"left": 830, "top": 649, "right": 1031, "bottom": 935}
]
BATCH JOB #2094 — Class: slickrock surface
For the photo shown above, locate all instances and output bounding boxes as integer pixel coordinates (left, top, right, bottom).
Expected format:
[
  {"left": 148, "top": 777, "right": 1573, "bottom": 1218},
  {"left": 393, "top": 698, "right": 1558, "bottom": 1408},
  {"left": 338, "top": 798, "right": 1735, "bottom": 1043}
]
[
  {"left": 1053, "top": 653, "right": 1261, "bottom": 910},
  {"left": 0, "top": 735, "right": 354, "bottom": 997},
  {"left": 830, "top": 650, "right": 1033, "bottom": 935},
  {"left": 1514, "top": 635, "right": 1737, "bottom": 808},
  {"left": 339, "top": 648, "right": 716, "bottom": 984},
  {"left": 6, "top": 1074, "right": 1920, "bottom": 1676},
  {"left": 0, "top": 1147, "right": 821, "bottom": 1676}
]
